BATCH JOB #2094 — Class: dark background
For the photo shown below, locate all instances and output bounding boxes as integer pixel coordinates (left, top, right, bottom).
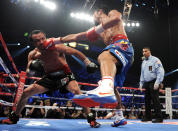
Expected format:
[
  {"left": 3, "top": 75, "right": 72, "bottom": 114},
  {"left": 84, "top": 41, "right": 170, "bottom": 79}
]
[{"left": 0, "top": 0, "right": 178, "bottom": 89}]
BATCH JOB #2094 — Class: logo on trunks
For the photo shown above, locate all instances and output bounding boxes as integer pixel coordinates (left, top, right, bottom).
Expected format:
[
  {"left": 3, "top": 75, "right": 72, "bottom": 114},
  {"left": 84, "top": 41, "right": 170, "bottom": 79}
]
[
  {"left": 61, "top": 77, "right": 69, "bottom": 86},
  {"left": 114, "top": 50, "right": 126, "bottom": 66},
  {"left": 114, "top": 40, "right": 129, "bottom": 51}
]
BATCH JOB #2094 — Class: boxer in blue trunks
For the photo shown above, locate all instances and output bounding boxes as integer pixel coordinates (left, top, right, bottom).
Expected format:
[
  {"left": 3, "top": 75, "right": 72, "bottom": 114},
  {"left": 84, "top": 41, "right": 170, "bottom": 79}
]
[
  {"left": 104, "top": 34, "right": 134, "bottom": 88},
  {"left": 58, "top": 6, "right": 134, "bottom": 127}
]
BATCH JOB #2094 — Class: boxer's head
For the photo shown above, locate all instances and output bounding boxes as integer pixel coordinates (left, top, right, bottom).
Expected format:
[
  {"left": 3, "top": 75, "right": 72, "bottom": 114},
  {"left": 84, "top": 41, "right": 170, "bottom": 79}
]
[
  {"left": 29, "top": 30, "right": 46, "bottom": 50},
  {"left": 143, "top": 47, "right": 151, "bottom": 58},
  {"left": 93, "top": 5, "right": 110, "bottom": 26}
]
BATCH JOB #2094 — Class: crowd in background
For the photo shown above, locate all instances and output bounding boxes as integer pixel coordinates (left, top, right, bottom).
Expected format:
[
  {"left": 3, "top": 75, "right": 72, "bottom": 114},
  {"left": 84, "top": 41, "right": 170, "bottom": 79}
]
[
  {"left": 1, "top": 99, "right": 178, "bottom": 119},
  {"left": 0, "top": 71, "right": 178, "bottom": 119}
]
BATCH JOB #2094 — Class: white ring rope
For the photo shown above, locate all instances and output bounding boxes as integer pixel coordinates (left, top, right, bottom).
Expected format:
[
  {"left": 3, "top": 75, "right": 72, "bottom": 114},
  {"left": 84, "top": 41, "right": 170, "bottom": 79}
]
[
  {"left": 1, "top": 99, "right": 178, "bottom": 112},
  {"left": 0, "top": 57, "right": 18, "bottom": 86}
]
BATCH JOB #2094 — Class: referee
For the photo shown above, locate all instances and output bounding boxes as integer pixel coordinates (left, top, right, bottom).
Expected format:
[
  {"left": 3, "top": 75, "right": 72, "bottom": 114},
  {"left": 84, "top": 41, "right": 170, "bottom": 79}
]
[{"left": 139, "top": 47, "right": 164, "bottom": 123}]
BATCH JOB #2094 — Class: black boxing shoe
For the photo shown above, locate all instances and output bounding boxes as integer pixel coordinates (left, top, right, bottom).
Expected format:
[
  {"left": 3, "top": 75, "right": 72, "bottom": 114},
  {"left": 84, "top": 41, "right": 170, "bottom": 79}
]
[
  {"left": 0, "top": 111, "right": 19, "bottom": 124},
  {"left": 89, "top": 121, "right": 101, "bottom": 128},
  {"left": 152, "top": 118, "right": 163, "bottom": 123},
  {"left": 87, "top": 113, "right": 101, "bottom": 128}
]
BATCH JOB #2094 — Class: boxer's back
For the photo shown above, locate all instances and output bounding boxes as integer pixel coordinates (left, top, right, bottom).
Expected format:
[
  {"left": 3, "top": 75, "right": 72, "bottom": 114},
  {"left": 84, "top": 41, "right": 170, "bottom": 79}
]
[{"left": 100, "top": 10, "right": 127, "bottom": 45}]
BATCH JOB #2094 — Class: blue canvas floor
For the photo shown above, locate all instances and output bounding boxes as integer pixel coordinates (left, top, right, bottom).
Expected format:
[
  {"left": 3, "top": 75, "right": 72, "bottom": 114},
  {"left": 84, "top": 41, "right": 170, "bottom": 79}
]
[{"left": 0, "top": 118, "right": 178, "bottom": 131}]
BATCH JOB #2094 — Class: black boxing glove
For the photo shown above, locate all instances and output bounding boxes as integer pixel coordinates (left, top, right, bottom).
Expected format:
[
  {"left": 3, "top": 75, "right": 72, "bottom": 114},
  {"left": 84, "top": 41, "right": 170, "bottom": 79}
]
[
  {"left": 86, "top": 62, "right": 98, "bottom": 73},
  {"left": 28, "top": 59, "right": 45, "bottom": 77}
]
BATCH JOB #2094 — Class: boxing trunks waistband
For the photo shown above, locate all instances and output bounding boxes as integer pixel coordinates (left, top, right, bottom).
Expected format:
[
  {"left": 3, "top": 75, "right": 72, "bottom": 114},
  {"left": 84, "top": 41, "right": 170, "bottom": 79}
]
[
  {"left": 36, "top": 66, "right": 75, "bottom": 92},
  {"left": 47, "top": 64, "right": 71, "bottom": 77},
  {"left": 48, "top": 70, "right": 65, "bottom": 77},
  {"left": 47, "top": 70, "right": 75, "bottom": 89},
  {"left": 111, "top": 34, "right": 128, "bottom": 44}
]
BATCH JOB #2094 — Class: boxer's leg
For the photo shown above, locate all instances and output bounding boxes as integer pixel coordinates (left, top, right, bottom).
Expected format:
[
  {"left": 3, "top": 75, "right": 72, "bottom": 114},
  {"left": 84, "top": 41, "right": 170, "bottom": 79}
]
[
  {"left": 111, "top": 88, "right": 127, "bottom": 127},
  {"left": 67, "top": 80, "right": 101, "bottom": 128},
  {"left": 73, "top": 50, "right": 126, "bottom": 107},
  {"left": 0, "top": 84, "right": 48, "bottom": 124},
  {"left": 15, "top": 84, "right": 49, "bottom": 115}
]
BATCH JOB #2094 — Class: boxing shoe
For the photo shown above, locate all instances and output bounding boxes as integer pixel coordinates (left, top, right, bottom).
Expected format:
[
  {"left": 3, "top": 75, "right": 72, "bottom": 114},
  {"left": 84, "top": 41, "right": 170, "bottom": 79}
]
[
  {"left": 90, "top": 121, "right": 101, "bottom": 128},
  {"left": 111, "top": 111, "right": 127, "bottom": 127},
  {"left": 87, "top": 113, "right": 101, "bottom": 128},
  {"left": 0, "top": 111, "right": 19, "bottom": 124},
  {"left": 111, "top": 118, "right": 127, "bottom": 127},
  {"left": 73, "top": 79, "right": 117, "bottom": 108},
  {"left": 72, "top": 94, "right": 100, "bottom": 107},
  {"left": 152, "top": 118, "right": 163, "bottom": 123}
]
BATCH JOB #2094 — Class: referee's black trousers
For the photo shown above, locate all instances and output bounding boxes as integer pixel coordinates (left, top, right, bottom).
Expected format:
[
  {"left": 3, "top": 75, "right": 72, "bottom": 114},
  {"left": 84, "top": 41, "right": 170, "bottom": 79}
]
[{"left": 143, "top": 80, "right": 162, "bottom": 119}]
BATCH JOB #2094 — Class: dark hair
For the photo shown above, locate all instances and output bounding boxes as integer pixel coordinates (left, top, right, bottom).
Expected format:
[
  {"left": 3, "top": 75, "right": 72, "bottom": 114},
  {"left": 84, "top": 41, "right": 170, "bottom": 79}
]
[
  {"left": 93, "top": 4, "right": 110, "bottom": 15},
  {"left": 28, "top": 30, "right": 46, "bottom": 43},
  {"left": 143, "top": 47, "right": 150, "bottom": 51},
  {"left": 93, "top": 4, "right": 111, "bottom": 26}
]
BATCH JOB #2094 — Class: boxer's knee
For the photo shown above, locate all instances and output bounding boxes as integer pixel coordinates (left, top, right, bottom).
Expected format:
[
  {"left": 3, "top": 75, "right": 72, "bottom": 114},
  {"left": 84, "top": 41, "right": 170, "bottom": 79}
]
[
  {"left": 98, "top": 50, "right": 117, "bottom": 64},
  {"left": 21, "top": 90, "right": 31, "bottom": 100},
  {"left": 73, "top": 89, "right": 81, "bottom": 95},
  {"left": 69, "top": 87, "right": 80, "bottom": 95},
  {"left": 22, "top": 84, "right": 38, "bottom": 99},
  {"left": 72, "top": 86, "right": 81, "bottom": 95},
  {"left": 98, "top": 51, "right": 109, "bottom": 62},
  {"left": 67, "top": 81, "right": 81, "bottom": 95}
]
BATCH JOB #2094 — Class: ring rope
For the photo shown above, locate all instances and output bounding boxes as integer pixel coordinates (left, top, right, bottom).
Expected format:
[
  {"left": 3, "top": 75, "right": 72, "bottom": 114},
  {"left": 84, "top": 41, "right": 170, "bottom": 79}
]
[
  {"left": 31, "top": 96, "right": 71, "bottom": 101},
  {"left": 1, "top": 73, "right": 177, "bottom": 93},
  {"left": 1, "top": 99, "right": 178, "bottom": 112},
  {"left": 0, "top": 91, "right": 168, "bottom": 99},
  {"left": 0, "top": 92, "right": 13, "bottom": 96},
  {"left": 0, "top": 32, "right": 19, "bottom": 74},
  {"left": 12, "top": 71, "right": 26, "bottom": 111},
  {"left": 0, "top": 72, "right": 27, "bottom": 111},
  {"left": 1, "top": 82, "right": 175, "bottom": 94},
  {"left": 0, "top": 57, "right": 18, "bottom": 86}
]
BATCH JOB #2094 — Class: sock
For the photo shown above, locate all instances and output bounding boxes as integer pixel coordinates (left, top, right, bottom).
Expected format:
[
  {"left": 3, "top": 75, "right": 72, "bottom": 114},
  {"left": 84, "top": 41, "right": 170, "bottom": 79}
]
[
  {"left": 115, "top": 109, "right": 124, "bottom": 121},
  {"left": 102, "top": 76, "right": 114, "bottom": 88}
]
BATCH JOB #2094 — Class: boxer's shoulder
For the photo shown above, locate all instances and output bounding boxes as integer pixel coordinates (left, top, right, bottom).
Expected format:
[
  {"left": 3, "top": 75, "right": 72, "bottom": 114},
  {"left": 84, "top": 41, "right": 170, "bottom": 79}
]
[
  {"left": 108, "top": 10, "right": 122, "bottom": 17},
  {"left": 28, "top": 49, "right": 40, "bottom": 60},
  {"left": 30, "top": 48, "right": 38, "bottom": 54}
]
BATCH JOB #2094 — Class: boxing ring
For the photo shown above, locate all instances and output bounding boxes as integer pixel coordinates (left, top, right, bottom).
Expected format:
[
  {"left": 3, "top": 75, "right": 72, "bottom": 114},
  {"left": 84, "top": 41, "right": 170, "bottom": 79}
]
[
  {"left": 0, "top": 118, "right": 178, "bottom": 131},
  {"left": 0, "top": 31, "right": 178, "bottom": 131}
]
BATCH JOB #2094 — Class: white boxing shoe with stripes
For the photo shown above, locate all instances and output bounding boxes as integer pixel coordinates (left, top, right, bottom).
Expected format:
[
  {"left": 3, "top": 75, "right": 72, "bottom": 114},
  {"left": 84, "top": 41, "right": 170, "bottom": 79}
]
[
  {"left": 111, "top": 118, "right": 127, "bottom": 127},
  {"left": 72, "top": 77, "right": 117, "bottom": 108},
  {"left": 111, "top": 110, "right": 127, "bottom": 127}
]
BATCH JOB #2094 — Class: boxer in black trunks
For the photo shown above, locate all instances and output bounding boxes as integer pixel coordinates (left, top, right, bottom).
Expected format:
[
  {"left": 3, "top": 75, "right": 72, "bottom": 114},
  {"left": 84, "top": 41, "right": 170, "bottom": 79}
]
[{"left": 0, "top": 30, "right": 100, "bottom": 128}]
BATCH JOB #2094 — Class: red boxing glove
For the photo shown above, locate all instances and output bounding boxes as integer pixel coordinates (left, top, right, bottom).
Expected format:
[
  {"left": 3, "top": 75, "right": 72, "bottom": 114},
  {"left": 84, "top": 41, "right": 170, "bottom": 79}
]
[
  {"left": 86, "top": 27, "right": 99, "bottom": 42},
  {"left": 44, "top": 38, "right": 55, "bottom": 50},
  {"left": 86, "top": 24, "right": 105, "bottom": 42},
  {"left": 44, "top": 37, "right": 63, "bottom": 50},
  {"left": 53, "top": 37, "right": 63, "bottom": 45}
]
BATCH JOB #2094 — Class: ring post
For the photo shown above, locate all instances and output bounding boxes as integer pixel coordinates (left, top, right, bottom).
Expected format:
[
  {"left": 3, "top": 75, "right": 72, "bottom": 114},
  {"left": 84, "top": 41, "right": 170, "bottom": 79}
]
[{"left": 165, "top": 87, "right": 172, "bottom": 119}]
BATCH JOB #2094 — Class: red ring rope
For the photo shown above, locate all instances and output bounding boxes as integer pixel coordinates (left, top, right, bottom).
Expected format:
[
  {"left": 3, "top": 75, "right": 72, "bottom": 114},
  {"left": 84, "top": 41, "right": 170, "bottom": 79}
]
[
  {"left": 0, "top": 32, "right": 19, "bottom": 74},
  {"left": 1, "top": 73, "right": 178, "bottom": 93}
]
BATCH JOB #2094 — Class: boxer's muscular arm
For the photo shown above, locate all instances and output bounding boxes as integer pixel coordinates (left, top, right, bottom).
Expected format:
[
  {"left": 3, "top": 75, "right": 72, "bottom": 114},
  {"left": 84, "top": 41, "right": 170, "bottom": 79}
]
[
  {"left": 104, "top": 10, "right": 122, "bottom": 28},
  {"left": 26, "top": 50, "right": 35, "bottom": 73},
  {"left": 61, "top": 10, "right": 121, "bottom": 43},
  {"left": 44, "top": 10, "right": 122, "bottom": 46},
  {"left": 44, "top": 32, "right": 87, "bottom": 49},
  {"left": 56, "top": 44, "right": 91, "bottom": 65},
  {"left": 56, "top": 44, "right": 98, "bottom": 73},
  {"left": 61, "top": 32, "right": 87, "bottom": 43}
]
